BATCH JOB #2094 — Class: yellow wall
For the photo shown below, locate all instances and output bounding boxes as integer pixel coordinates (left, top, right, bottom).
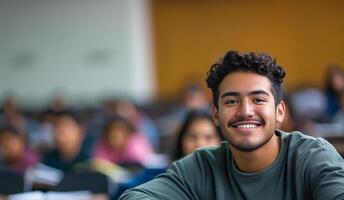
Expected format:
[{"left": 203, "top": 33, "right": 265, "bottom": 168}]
[{"left": 151, "top": 0, "right": 344, "bottom": 97}]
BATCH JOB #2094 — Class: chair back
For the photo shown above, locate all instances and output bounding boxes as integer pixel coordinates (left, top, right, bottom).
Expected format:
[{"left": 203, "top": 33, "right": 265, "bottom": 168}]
[
  {"left": 0, "top": 170, "right": 24, "bottom": 195},
  {"left": 52, "top": 171, "right": 108, "bottom": 194}
]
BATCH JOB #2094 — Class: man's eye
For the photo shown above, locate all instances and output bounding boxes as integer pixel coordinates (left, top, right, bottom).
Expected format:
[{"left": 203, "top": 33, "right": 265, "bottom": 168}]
[
  {"left": 224, "top": 99, "right": 238, "bottom": 105},
  {"left": 254, "top": 98, "right": 266, "bottom": 104}
]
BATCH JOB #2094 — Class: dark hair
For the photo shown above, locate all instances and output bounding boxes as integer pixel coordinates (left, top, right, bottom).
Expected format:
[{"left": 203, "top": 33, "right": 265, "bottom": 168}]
[
  {"left": 0, "top": 125, "right": 26, "bottom": 144},
  {"left": 53, "top": 110, "right": 83, "bottom": 125},
  {"left": 0, "top": 126, "right": 21, "bottom": 136},
  {"left": 172, "top": 109, "right": 224, "bottom": 161},
  {"left": 206, "top": 50, "right": 286, "bottom": 108},
  {"left": 102, "top": 115, "right": 136, "bottom": 138},
  {"left": 325, "top": 64, "right": 344, "bottom": 94}
]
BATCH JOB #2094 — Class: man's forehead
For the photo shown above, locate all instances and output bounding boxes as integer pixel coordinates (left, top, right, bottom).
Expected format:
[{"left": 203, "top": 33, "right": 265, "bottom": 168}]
[
  {"left": 219, "top": 72, "right": 274, "bottom": 96},
  {"left": 220, "top": 89, "right": 272, "bottom": 99}
]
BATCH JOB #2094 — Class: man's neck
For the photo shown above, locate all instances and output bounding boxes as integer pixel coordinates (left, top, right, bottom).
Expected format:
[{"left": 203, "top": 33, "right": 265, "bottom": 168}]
[{"left": 230, "top": 134, "right": 281, "bottom": 173}]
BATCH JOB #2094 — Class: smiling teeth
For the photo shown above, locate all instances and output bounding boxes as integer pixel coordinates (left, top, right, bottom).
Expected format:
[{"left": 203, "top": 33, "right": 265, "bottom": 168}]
[{"left": 237, "top": 124, "right": 257, "bottom": 129}]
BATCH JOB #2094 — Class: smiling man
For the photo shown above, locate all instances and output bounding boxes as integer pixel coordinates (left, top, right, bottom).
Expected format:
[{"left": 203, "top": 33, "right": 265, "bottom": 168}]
[{"left": 119, "top": 50, "right": 344, "bottom": 199}]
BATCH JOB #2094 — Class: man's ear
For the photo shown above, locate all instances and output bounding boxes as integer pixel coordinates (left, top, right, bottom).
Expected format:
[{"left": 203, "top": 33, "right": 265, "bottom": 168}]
[
  {"left": 276, "top": 100, "right": 286, "bottom": 124},
  {"left": 212, "top": 105, "right": 220, "bottom": 126}
]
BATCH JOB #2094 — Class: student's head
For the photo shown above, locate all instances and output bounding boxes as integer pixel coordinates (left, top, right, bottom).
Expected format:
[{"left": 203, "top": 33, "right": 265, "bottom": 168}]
[
  {"left": 206, "top": 50, "right": 285, "bottom": 108},
  {"left": 173, "top": 109, "right": 223, "bottom": 160},
  {"left": 0, "top": 127, "right": 26, "bottom": 165},
  {"left": 206, "top": 50, "right": 286, "bottom": 152},
  {"left": 182, "top": 83, "right": 209, "bottom": 110},
  {"left": 103, "top": 115, "right": 136, "bottom": 150},
  {"left": 325, "top": 64, "right": 344, "bottom": 94},
  {"left": 53, "top": 112, "right": 84, "bottom": 155}
]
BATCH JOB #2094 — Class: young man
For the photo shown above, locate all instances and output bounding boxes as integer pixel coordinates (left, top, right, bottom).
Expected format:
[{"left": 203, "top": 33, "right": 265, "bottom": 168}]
[{"left": 119, "top": 50, "right": 344, "bottom": 199}]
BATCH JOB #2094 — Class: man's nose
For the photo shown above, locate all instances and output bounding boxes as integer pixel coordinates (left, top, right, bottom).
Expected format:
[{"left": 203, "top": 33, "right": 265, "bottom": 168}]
[{"left": 236, "top": 99, "right": 254, "bottom": 118}]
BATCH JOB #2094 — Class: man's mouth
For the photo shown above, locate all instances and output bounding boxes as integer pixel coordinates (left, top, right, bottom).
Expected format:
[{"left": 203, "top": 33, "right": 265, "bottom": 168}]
[
  {"left": 235, "top": 124, "right": 259, "bottom": 129},
  {"left": 230, "top": 120, "right": 263, "bottom": 129}
]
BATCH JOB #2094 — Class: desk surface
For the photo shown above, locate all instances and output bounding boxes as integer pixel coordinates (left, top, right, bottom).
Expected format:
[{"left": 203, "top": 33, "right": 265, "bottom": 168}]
[{"left": 0, "top": 193, "right": 108, "bottom": 200}]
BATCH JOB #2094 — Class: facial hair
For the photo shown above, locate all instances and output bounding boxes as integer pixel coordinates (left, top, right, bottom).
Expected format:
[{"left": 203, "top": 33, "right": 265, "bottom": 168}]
[{"left": 223, "top": 116, "right": 276, "bottom": 152}]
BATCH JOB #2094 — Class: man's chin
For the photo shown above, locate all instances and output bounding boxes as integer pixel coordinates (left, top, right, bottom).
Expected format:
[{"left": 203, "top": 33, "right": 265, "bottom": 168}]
[
  {"left": 228, "top": 137, "right": 271, "bottom": 152},
  {"left": 230, "top": 142, "right": 262, "bottom": 152}
]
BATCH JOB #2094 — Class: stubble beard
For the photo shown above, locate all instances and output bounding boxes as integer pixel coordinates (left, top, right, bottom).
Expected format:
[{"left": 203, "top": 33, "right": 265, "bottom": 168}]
[{"left": 222, "top": 124, "right": 276, "bottom": 152}]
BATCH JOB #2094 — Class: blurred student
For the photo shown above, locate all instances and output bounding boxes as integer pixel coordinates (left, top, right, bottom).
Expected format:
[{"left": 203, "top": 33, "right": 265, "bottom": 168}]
[
  {"left": 42, "top": 112, "right": 90, "bottom": 172},
  {"left": 0, "top": 96, "right": 20, "bottom": 128},
  {"left": 332, "top": 89, "right": 344, "bottom": 127},
  {"left": 113, "top": 99, "right": 160, "bottom": 151},
  {"left": 0, "top": 96, "right": 40, "bottom": 147},
  {"left": 172, "top": 109, "right": 223, "bottom": 161},
  {"left": 32, "top": 93, "right": 71, "bottom": 154},
  {"left": 90, "top": 98, "right": 160, "bottom": 152},
  {"left": 93, "top": 115, "right": 154, "bottom": 166},
  {"left": 325, "top": 64, "right": 344, "bottom": 118},
  {"left": 0, "top": 126, "right": 39, "bottom": 172},
  {"left": 112, "top": 109, "right": 223, "bottom": 199},
  {"left": 158, "top": 83, "right": 210, "bottom": 137}
]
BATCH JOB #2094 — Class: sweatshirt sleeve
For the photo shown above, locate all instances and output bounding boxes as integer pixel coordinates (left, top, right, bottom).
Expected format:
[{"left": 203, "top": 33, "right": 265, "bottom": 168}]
[
  {"left": 302, "top": 138, "right": 344, "bottom": 200},
  {"left": 118, "top": 157, "right": 199, "bottom": 200}
]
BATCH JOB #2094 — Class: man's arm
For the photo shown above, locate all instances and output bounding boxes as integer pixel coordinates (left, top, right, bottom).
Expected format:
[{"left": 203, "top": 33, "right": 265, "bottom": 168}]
[
  {"left": 118, "top": 158, "right": 199, "bottom": 200},
  {"left": 304, "top": 138, "right": 344, "bottom": 199}
]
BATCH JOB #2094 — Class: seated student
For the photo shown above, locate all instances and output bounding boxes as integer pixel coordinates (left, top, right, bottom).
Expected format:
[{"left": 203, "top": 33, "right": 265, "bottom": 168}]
[
  {"left": 112, "top": 109, "right": 223, "bottom": 199},
  {"left": 93, "top": 115, "right": 154, "bottom": 166},
  {"left": 0, "top": 126, "right": 39, "bottom": 173},
  {"left": 42, "top": 112, "right": 90, "bottom": 172},
  {"left": 120, "top": 50, "right": 344, "bottom": 199},
  {"left": 158, "top": 83, "right": 210, "bottom": 139},
  {"left": 172, "top": 109, "right": 224, "bottom": 161},
  {"left": 324, "top": 64, "right": 344, "bottom": 118}
]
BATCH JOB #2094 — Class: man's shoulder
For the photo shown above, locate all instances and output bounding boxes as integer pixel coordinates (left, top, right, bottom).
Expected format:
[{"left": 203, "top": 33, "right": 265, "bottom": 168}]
[
  {"left": 118, "top": 143, "right": 231, "bottom": 200},
  {"left": 279, "top": 130, "right": 341, "bottom": 161},
  {"left": 182, "top": 141, "right": 229, "bottom": 163},
  {"left": 169, "top": 142, "right": 230, "bottom": 178},
  {"left": 196, "top": 141, "right": 229, "bottom": 154},
  {"left": 280, "top": 130, "right": 332, "bottom": 148}
]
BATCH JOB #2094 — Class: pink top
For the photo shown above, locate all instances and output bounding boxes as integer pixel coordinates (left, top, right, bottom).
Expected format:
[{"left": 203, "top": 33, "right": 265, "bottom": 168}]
[
  {"left": 11, "top": 148, "right": 40, "bottom": 172},
  {"left": 93, "top": 133, "right": 154, "bottom": 165}
]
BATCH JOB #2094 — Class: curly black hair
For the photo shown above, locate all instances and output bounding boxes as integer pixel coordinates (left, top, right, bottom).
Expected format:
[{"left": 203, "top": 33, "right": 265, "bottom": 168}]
[{"left": 206, "top": 50, "right": 286, "bottom": 108}]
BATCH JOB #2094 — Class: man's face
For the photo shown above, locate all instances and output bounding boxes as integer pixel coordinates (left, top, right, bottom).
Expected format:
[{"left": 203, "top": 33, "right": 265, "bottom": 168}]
[{"left": 212, "top": 71, "right": 285, "bottom": 152}]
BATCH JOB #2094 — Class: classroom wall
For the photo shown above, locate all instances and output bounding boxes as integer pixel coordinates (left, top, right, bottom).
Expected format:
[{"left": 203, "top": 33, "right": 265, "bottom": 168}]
[
  {"left": 152, "top": 0, "right": 344, "bottom": 97},
  {"left": 1, "top": 0, "right": 343, "bottom": 107},
  {"left": 0, "top": 0, "right": 155, "bottom": 107}
]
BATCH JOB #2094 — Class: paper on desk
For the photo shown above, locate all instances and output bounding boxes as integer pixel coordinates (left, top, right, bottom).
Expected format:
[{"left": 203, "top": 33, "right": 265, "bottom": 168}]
[
  {"left": 8, "top": 191, "right": 92, "bottom": 200},
  {"left": 46, "top": 191, "right": 92, "bottom": 200},
  {"left": 8, "top": 191, "right": 45, "bottom": 200}
]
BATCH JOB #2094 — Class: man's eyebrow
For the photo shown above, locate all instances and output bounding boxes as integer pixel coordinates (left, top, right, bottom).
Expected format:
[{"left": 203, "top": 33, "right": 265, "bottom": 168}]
[
  {"left": 249, "top": 90, "right": 270, "bottom": 96},
  {"left": 220, "top": 92, "right": 240, "bottom": 99},
  {"left": 220, "top": 90, "right": 270, "bottom": 99}
]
